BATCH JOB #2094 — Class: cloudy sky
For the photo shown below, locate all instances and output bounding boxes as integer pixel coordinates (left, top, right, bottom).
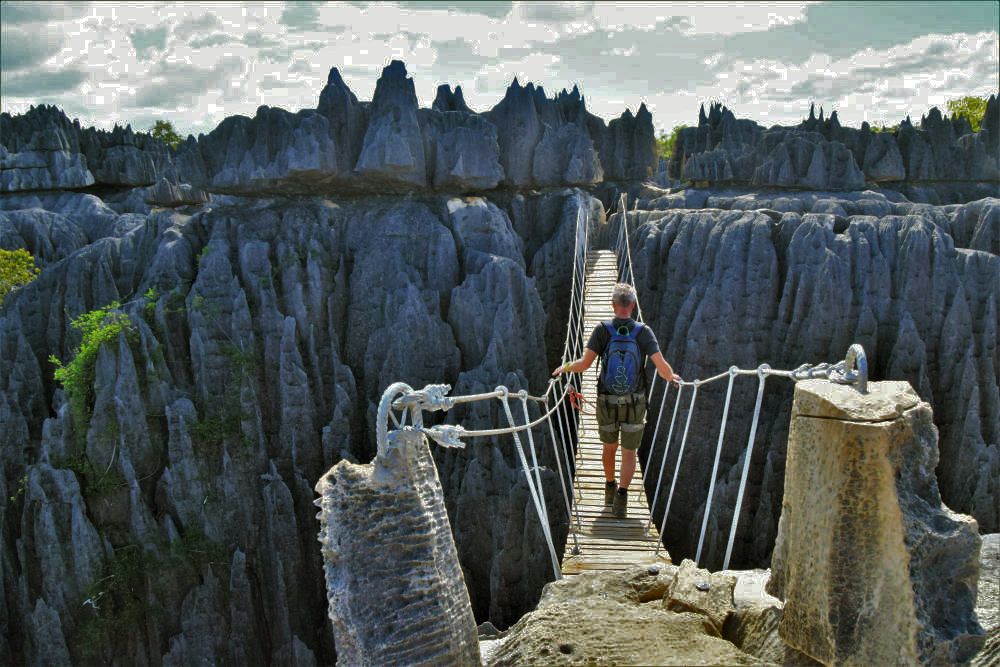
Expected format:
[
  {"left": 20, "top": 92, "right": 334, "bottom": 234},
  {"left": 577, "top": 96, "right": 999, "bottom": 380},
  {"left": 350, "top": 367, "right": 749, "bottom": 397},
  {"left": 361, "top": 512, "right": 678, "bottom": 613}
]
[{"left": 1, "top": 1, "right": 997, "bottom": 137}]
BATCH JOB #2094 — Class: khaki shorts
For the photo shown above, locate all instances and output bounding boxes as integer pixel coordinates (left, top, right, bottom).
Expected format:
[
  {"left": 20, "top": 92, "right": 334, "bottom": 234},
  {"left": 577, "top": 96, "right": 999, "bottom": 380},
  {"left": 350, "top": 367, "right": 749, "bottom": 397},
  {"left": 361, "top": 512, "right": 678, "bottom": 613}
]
[{"left": 596, "top": 393, "right": 647, "bottom": 450}]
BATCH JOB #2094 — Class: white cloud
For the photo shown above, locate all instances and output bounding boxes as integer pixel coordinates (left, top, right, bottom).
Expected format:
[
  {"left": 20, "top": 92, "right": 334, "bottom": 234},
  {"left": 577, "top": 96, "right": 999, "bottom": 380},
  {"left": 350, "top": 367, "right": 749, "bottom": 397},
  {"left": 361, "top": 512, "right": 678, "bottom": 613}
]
[
  {"left": 0, "top": 1, "right": 995, "bottom": 140},
  {"left": 642, "top": 30, "right": 999, "bottom": 131},
  {"left": 590, "top": 1, "right": 816, "bottom": 35}
]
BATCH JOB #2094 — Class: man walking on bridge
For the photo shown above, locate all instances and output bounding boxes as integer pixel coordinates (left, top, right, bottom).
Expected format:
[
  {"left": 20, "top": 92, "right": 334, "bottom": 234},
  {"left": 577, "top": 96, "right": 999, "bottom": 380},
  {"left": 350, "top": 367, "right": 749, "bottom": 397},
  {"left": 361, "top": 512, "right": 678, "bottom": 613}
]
[{"left": 552, "top": 283, "right": 677, "bottom": 519}]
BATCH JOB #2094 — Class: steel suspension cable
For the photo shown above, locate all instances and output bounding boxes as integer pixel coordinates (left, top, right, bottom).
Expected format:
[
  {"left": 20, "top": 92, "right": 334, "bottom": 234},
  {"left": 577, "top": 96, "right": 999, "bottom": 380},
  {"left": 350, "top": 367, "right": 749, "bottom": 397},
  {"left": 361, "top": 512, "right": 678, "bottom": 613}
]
[
  {"left": 722, "top": 366, "right": 769, "bottom": 570},
  {"left": 643, "top": 381, "right": 672, "bottom": 479},
  {"left": 499, "top": 391, "right": 561, "bottom": 580},
  {"left": 695, "top": 367, "right": 738, "bottom": 565},
  {"left": 545, "top": 392, "right": 582, "bottom": 549},
  {"left": 520, "top": 393, "right": 547, "bottom": 517},
  {"left": 656, "top": 381, "right": 699, "bottom": 557},
  {"left": 644, "top": 383, "right": 684, "bottom": 535}
]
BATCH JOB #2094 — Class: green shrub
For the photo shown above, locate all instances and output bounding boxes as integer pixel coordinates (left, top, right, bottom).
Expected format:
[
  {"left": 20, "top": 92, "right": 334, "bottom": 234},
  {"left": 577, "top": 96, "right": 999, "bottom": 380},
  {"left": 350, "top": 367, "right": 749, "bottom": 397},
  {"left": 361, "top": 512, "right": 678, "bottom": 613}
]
[
  {"left": 0, "top": 247, "right": 39, "bottom": 305},
  {"left": 149, "top": 120, "right": 183, "bottom": 149},
  {"left": 8, "top": 475, "right": 27, "bottom": 504},
  {"left": 75, "top": 544, "right": 154, "bottom": 659},
  {"left": 52, "top": 445, "right": 127, "bottom": 498},
  {"left": 655, "top": 125, "right": 687, "bottom": 161},
  {"left": 143, "top": 287, "right": 158, "bottom": 322},
  {"left": 49, "top": 302, "right": 136, "bottom": 430},
  {"left": 947, "top": 95, "right": 990, "bottom": 133},
  {"left": 75, "top": 531, "right": 227, "bottom": 659}
]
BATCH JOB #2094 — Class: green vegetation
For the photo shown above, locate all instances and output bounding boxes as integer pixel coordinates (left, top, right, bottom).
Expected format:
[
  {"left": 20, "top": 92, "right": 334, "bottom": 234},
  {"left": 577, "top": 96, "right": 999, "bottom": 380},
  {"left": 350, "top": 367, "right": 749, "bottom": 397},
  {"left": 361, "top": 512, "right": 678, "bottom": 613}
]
[
  {"left": 76, "top": 543, "right": 150, "bottom": 660},
  {"left": 49, "top": 302, "right": 136, "bottom": 430},
  {"left": 191, "top": 342, "right": 256, "bottom": 450},
  {"left": 8, "top": 474, "right": 27, "bottom": 504},
  {"left": 189, "top": 413, "right": 239, "bottom": 450},
  {"left": 143, "top": 287, "right": 158, "bottom": 322},
  {"left": 947, "top": 95, "right": 990, "bottom": 133},
  {"left": 0, "top": 248, "right": 40, "bottom": 306},
  {"left": 74, "top": 529, "right": 226, "bottom": 660},
  {"left": 871, "top": 123, "right": 900, "bottom": 134},
  {"left": 655, "top": 125, "right": 687, "bottom": 161},
  {"left": 149, "top": 119, "right": 183, "bottom": 149},
  {"left": 53, "top": 443, "right": 128, "bottom": 499}
]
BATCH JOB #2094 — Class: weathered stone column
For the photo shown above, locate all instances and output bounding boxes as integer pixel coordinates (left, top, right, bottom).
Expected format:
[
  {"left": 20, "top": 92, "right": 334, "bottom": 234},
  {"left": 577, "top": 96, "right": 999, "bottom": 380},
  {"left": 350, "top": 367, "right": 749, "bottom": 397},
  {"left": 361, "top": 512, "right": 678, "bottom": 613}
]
[
  {"left": 767, "top": 379, "right": 984, "bottom": 665},
  {"left": 315, "top": 428, "right": 480, "bottom": 666}
]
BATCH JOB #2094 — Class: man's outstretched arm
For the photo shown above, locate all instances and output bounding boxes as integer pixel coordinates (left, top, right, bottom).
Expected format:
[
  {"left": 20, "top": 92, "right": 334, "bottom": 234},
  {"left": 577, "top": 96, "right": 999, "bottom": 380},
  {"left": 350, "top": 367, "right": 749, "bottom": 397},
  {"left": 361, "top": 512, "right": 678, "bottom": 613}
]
[
  {"left": 650, "top": 352, "right": 678, "bottom": 384},
  {"left": 552, "top": 349, "right": 598, "bottom": 376}
]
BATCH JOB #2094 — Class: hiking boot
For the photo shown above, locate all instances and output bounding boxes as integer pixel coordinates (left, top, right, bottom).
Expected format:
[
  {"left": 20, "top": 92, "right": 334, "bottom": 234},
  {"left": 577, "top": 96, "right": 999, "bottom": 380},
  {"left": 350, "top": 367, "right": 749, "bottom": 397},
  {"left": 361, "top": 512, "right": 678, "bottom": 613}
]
[
  {"left": 604, "top": 480, "right": 618, "bottom": 506},
  {"left": 613, "top": 488, "right": 628, "bottom": 518}
]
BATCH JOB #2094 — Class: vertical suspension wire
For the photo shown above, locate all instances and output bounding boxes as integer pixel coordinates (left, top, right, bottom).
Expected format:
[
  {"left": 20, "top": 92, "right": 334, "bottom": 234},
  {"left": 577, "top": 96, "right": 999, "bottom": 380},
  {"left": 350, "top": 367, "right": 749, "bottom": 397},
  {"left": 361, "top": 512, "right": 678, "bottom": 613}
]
[
  {"left": 722, "top": 365, "right": 769, "bottom": 570},
  {"left": 656, "top": 381, "right": 699, "bottom": 557},
  {"left": 642, "top": 380, "right": 672, "bottom": 479},
  {"left": 546, "top": 393, "right": 581, "bottom": 550},
  {"left": 695, "top": 367, "right": 738, "bottom": 566},
  {"left": 553, "top": 375, "right": 579, "bottom": 502},
  {"left": 517, "top": 389, "right": 552, "bottom": 544},
  {"left": 644, "top": 383, "right": 684, "bottom": 535},
  {"left": 521, "top": 393, "right": 547, "bottom": 519},
  {"left": 500, "top": 392, "right": 561, "bottom": 580},
  {"left": 555, "top": 199, "right": 587, "bottom": 512}
]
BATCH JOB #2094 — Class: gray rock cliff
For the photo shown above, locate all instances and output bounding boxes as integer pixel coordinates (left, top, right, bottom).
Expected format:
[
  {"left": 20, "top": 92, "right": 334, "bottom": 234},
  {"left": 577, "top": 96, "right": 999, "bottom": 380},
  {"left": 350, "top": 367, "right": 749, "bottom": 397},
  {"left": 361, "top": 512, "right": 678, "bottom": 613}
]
[
  {"left": 615, "top": 197, "right": 999, "bottom": 570},
  {"left": 670, "top": 99, "right": 1000, "bottom": 199},
  {"left": 0, "top": 184, "right": 599, "bottom": 663}
]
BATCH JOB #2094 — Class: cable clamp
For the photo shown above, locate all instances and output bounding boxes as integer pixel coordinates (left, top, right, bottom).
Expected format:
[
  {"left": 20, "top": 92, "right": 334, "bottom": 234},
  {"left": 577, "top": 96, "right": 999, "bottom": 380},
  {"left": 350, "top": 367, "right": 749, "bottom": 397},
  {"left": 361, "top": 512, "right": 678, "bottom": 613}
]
[{"left": 422, "top": 425, "right": 468, "bottom": 449}]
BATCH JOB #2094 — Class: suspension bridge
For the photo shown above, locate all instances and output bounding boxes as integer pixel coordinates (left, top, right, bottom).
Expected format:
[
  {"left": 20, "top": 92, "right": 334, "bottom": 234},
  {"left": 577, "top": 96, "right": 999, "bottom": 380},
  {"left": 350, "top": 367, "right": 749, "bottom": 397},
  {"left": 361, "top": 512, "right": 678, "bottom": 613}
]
[{"left": 376, "top": 194, "right": 869, "bottom": 581}]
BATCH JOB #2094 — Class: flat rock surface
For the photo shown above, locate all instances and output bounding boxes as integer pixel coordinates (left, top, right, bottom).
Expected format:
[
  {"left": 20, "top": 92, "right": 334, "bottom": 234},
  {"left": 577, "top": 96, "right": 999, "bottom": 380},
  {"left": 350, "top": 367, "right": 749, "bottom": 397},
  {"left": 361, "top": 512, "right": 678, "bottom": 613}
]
[
  {"left": 793, "top": 379, "right": 920, "bottom": 422},
  {"left": 490, "top": 565, "right": 769, "bottom": 666},
  {"left": 489, "top": 601, "right": 759, "bottom": 666}
]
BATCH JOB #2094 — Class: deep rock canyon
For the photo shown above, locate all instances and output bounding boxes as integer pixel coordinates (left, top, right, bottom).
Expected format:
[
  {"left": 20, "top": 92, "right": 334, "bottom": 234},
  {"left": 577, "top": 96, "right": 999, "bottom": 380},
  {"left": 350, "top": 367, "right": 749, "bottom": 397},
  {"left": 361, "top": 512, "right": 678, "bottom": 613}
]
[{"left": 1, "top": 60, "right": 997, "bottom": 664}]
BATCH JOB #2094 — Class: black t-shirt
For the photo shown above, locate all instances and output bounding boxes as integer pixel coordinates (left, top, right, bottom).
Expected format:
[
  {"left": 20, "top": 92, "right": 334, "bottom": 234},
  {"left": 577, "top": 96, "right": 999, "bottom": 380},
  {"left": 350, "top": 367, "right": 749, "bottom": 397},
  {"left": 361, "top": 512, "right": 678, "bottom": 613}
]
[{"left": 586, "top": 317, "right": 660, "bottom": 394}]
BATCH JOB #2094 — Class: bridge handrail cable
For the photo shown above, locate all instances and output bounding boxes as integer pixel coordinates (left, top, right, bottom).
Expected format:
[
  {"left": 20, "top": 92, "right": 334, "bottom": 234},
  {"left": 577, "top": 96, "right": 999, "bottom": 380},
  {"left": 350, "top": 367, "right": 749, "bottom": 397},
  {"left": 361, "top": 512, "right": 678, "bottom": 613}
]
[{"left": 376, "top": 193, "right": 870, "bottom": 577}]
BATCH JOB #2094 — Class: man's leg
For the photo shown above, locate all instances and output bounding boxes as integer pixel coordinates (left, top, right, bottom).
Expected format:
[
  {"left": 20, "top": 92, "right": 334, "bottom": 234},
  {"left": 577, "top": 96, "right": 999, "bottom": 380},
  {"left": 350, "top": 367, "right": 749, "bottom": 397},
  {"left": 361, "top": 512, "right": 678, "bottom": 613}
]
[
  {"left": 614, "top": 398, "right": 648, "bottom": 518},
  {"left": 619, "top": 448, "right": 637, "bottom": 490},
  {"left": 602, "top": 443, "right": 618, "bottom": 483}
]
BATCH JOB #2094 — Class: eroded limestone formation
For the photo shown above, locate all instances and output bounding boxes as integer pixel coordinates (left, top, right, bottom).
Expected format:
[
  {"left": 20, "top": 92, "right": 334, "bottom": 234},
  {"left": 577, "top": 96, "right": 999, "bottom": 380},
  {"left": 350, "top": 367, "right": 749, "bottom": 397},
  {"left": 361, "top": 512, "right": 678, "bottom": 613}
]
[
  {"left": 620, "top": 200, "right": 999, "bottom": 570},
  {"left": 668, "top": 99, "right": 1000, "bottom": 200},
  {"left": 0, "top": 104, "right": 177, "bottom": 191},
  {"left": 315, "top": 428, "right": 479, "bottom": 666},
  {"left": 0, "top": 188, "right": 594, "bottom": 663},
  {"left": 767, "top": 379, "right": 983, "bottom": 665},
  {"left": 2, "top": 56, "right": 998, "bottom": 666}
]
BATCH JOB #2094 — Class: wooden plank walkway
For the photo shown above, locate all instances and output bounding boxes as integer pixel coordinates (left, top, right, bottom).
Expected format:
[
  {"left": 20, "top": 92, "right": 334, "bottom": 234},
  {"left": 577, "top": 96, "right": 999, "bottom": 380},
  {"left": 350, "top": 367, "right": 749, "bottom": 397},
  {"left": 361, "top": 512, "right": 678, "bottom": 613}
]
[{"left": 560, "top": 249, "right": 672, "bottom": 575}]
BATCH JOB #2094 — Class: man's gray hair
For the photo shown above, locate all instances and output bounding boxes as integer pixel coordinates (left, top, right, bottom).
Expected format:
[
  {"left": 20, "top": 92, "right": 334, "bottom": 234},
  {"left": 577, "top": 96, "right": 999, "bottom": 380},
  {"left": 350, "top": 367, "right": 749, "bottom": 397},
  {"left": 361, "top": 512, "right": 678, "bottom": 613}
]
[{"left": 612, "top": 283, "right": 637, "bottom": 305}]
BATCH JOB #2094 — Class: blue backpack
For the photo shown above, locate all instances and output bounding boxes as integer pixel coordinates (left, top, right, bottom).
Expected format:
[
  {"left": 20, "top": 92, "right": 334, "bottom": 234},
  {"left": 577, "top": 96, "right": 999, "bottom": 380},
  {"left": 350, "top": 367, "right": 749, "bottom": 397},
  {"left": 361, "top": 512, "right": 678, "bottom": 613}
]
[{"left": 601, "top": 321, "right": 644, "bottom": 395}]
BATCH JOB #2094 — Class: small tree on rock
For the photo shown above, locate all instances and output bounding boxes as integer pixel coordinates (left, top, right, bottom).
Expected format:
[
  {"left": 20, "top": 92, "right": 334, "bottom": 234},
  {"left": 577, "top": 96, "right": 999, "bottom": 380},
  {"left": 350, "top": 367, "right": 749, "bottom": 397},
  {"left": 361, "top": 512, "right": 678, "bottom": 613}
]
[
  {"left": 655, "top": 125, "right": 688, "bottom": 161},
  {"left": 946, "top": 96, "right": 989, "bottom": 133},
  {"left": 150, "top": 120, "right": 183, "bottom": 149},
  {"left": 0, "top": 248, "right": 39, "bottom": 306}
]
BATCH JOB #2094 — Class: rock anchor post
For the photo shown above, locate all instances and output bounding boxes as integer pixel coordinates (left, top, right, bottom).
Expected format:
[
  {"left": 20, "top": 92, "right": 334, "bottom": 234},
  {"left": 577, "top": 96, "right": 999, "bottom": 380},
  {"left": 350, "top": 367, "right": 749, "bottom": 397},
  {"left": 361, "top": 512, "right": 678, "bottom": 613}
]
[
  {"left": 314, "top": 422, "right": 479, "bottom": 666},
  {"left": 767, "top": 378, "right": 984, "bottom": 665}
]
